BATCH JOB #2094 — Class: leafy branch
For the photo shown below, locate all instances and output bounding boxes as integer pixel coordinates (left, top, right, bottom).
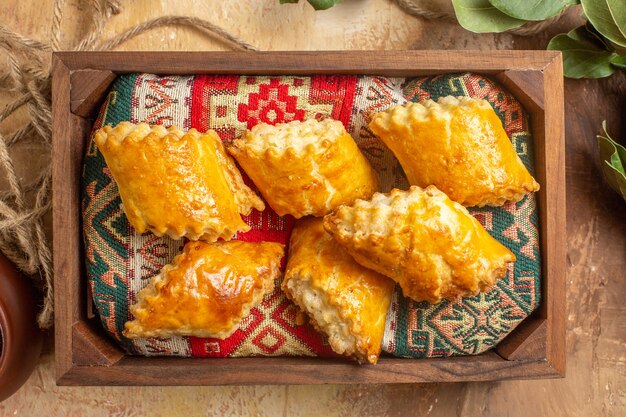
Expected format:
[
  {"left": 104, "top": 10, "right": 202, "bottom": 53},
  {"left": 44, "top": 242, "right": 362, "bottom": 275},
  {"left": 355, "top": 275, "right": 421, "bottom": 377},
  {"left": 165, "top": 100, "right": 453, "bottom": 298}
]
[
  {"left": 450, "top": 0, "right": 626, "bottom": 79},
  {"left": 279, "top": 0, "right": 626, "bottom": 79}
]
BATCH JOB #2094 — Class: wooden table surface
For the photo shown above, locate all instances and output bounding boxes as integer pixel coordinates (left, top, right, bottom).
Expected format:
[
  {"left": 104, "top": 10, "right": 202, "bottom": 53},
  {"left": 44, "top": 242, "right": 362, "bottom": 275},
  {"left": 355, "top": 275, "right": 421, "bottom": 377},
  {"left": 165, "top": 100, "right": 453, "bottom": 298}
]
[{"left": 1, "top": 0, "right": 624, "bottom": 415}]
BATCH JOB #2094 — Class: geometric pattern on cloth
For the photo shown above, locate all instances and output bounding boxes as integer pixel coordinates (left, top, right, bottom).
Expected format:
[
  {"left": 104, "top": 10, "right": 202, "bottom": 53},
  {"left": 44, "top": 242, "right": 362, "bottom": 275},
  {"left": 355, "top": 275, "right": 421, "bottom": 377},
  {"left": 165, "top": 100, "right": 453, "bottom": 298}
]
[{"left": 82, "top": 73, "right": 541, "bottom": 358}]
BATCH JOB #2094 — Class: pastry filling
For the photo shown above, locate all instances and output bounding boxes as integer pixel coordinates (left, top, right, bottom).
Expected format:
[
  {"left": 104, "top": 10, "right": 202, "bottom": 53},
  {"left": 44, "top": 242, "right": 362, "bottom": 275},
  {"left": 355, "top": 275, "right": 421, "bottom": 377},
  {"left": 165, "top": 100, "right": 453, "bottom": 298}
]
[{"left": 284, "top": 278, "right": 358, "bottom": 358}]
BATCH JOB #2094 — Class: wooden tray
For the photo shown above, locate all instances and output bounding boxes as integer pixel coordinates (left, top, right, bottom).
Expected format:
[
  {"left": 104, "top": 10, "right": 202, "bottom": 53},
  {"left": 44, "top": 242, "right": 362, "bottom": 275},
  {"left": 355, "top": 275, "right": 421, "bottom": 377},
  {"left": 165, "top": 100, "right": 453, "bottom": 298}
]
[{"left": 52, "top": 51, "right": 566, "bottom": 385}]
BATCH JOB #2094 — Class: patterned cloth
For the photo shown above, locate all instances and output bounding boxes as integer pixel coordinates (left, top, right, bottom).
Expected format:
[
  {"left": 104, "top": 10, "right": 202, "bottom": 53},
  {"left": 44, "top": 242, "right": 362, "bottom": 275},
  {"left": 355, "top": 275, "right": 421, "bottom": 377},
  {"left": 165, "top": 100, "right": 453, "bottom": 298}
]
[{"left": 82, "top": 73, "right": 541, "bottom": 358}]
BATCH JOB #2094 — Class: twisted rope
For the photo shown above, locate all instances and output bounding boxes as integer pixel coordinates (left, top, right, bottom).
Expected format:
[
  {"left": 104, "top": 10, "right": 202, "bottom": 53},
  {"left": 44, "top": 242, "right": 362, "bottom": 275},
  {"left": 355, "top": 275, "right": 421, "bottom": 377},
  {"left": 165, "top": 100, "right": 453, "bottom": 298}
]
[
  {"left": 0, "top": 0, "right": 256, "bottom": 328},
  {"left": 393, "top": 0, "right": 565, "bottom": 36},
  {"left": 393, "top": 0, "right": 458, "bottom": 23},
  {"left": 98, "top": 16, "right": 257, "bottom": 52}
]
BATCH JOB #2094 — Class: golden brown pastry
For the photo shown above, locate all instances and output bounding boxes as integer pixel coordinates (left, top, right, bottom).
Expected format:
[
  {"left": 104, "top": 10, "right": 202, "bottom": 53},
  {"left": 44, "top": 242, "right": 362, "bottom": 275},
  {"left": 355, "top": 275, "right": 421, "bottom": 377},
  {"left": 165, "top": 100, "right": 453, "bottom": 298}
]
[
  {"left": 94, "top": 122, "right": 264, "bottom": 241},
  {"left": 323, "top": 186, "right": 516, "bottom": 304},
  {"left": 227, "top": 119, "right": 379, "bottom": 218},
  {"left": 369, "top": 96, "right": 540, "bottom": 207},
  {"left": 124, "top": 240, "right": 284, "bottom": 339},
  {"left": 283, "top": 218, "right": 394, "bottom": 364}
]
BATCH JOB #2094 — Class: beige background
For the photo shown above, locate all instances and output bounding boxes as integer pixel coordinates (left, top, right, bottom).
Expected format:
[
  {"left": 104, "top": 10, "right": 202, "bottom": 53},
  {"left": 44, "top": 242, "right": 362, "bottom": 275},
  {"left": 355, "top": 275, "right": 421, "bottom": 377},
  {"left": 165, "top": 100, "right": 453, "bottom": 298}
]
[{"left": 1, "top": 0, "right": 625, "bottom": 416}]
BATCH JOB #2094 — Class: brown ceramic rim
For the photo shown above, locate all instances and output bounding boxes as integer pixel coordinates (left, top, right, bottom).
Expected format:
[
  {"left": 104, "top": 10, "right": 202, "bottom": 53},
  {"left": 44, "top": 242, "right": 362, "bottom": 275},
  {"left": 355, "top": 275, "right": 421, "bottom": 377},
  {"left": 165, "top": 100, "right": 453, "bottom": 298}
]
[
  {"left": 0, "top": 307, "right": 8, "bottom": 368},
  {"left": 0, "top": 254, "right": 43, "bottom": 402},
  {"left": 0, "top": 321, "right": 3, "bottom": 364}
]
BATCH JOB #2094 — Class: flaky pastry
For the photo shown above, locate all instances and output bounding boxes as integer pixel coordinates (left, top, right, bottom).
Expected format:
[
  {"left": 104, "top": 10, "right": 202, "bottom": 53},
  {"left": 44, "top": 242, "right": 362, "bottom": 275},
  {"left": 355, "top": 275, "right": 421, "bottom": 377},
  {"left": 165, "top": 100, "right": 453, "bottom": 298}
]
[
  {"left": 283, "top": 218, "right": 394, "bottom": 364},
  {"left": 124, "top": 240, "right": 284, "bottom": 339},
  {"left": 227, "top": 119, "right": 379, "bottom": 218},
  {"left": 94, "top": 122, "right": 264, "bottom": 242},
  {"left": 369, "top": 96, "right": 540, "bottom": 207},
  {"left": 323, "top": 186, "right": 516, "bottom": 304}
]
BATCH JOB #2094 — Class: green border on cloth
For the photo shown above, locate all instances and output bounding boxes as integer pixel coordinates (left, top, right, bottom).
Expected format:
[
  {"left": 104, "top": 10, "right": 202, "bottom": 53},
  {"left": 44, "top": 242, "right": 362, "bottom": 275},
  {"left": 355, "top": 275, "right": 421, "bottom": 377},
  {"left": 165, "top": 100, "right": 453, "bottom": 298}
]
[{"left": 82, "top": 73, "right": 138, "bottom": 353}]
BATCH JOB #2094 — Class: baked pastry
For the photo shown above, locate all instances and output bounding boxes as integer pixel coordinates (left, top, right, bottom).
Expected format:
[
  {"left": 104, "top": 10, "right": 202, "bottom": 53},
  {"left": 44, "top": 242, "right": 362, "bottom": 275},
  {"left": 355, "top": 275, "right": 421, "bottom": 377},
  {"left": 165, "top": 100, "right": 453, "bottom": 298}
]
[
  {"left": 283, "top": 218, "right": 394, "bottom": 364},
  {"left": 323, "top": 186, "right": 516, "bottom": 304},
  {"left": 94, "top": 122, "right": 264, "bottom": 241},
  {"left": 124, "top": 240, "right": 284, "bottom": 339},
  {"left": 227, "top": 119, "right": 379, "bottom": 218},
  {"left": 369, "top": 96, "right": 540, "bottom": 207}
]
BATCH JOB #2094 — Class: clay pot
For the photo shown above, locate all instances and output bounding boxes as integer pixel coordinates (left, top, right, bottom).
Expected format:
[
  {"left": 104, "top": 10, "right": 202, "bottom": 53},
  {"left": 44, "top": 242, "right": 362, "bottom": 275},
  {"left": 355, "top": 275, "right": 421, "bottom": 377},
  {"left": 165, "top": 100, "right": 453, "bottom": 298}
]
[{"left": 0, "top": 252, "right": 43, "bottom": 402}]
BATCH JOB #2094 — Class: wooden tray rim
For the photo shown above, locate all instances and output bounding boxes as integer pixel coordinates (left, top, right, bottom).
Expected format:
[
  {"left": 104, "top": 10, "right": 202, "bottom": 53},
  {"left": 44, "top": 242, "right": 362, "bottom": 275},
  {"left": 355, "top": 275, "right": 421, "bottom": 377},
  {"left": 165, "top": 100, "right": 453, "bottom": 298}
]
[{"left": 52, "top": 50, "right": 566, "bottom": 386}]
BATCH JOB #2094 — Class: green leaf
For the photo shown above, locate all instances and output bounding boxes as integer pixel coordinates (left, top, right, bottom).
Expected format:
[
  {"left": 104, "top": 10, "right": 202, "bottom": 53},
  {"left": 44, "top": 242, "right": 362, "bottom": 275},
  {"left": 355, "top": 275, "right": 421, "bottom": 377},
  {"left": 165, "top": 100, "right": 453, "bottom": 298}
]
[
  {"left": 607, "top": 0, "right": 626, "bottom": 40},
  {"left": 488, "top": 0, "right": 578, "bottom": 21},
  {"left": 601, "top": 159, "right": 626, "bottom": 199},
  {"left": 548, "top": 29, "right": 618, "bottom": 78},
  {"left": 581, "top": 0, "right": 626, "bottom": 48},
  {"left": 451, "top": 0, "right": 526, "bottom": 33},
  {"left": 583, "top": 21, "right": 612, "bottom": 49},
  {"left": 602, "top": 138, "right": 626, "bottom": 175},
  {"left": 598, "top": 122, "right": 626, "bottom": 201},
  {"left": 562, "top": 51, "right": 616, "bottom": 78},
  {"left": 608, "top": 39, "right": 626, "bottom": 55},
  {"left": 603, "top": 120, "right": 626, "bottom": 170},
  {"left": 566, "top": 24, "right": 608, "bottom": 50},
  {"left": 279, "top": 0, "right": 343, "bottom": 9},
  {"left": 307, "top": 0, "right": 343, "bottom": 10},
  {"left": 610, "top": 53, "right": 626, "bottom": 69}
]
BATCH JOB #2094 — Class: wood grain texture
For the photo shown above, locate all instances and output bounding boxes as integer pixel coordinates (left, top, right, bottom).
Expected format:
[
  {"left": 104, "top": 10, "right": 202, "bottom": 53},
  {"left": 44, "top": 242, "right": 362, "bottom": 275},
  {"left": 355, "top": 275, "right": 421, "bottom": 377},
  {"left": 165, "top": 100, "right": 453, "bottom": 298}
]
[
  {"left": 55, "top": 50, "right": 560, "bottom": 74},
  {"left": 50, "top": 56, "right": 74, "bottom": 382},
  {"left": 70, "top": 70, "right": 117, "bottom": 117},
  {"left": 495, "top": 70, "right": 545, "bottom": 111},
  {"left": 57, "top": 353, "right": 561, "bottom": 386},
  {"left": 72, "top": 321, "right": 124, "bottom": 367},
  {"left": 2, "top": 1, "right": 624, "bottom": 416},
  {"left": 541, "top": 55, "right": 567, "bottom": 376},
  {"left": 496, "top": 317, "right": 548, "bottom": 360}
]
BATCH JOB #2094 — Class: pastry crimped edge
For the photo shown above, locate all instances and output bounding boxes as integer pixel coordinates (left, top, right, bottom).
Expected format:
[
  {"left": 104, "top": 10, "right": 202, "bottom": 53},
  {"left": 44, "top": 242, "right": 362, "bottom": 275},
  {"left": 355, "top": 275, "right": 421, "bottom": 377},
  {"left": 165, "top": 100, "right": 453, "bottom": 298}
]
[
  {"left": 228, "top": 118, "right": 380, "bottom": 218},
  {"left": 144, "top": 215, "right": 242, "bottom": 243},
  {"left": 370, "top": 96, "right": 493, "bottom": 125},
  {"left": 369, "top": 97, "right": 540, "bottom": 207},
  {"left": 323, "top": 185, "right": 516, "bottom": 304},
  {"left": 469, "top": 187, "right": 537, "bottom": 207},
  {"left": 229, "top": 118, "right": 349, "bottom": 157},
  {"left": 94, "top": 122, "right": 264, "bottom": 241},
  {"left": 123, "top": 243, "right": 281, "bottom": 339},
  {"left": 282, "top": 256, "right": 389, "bottom": 365}
]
